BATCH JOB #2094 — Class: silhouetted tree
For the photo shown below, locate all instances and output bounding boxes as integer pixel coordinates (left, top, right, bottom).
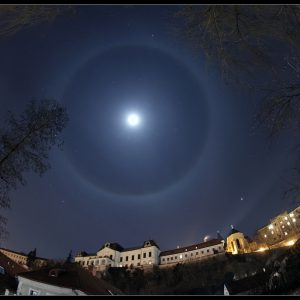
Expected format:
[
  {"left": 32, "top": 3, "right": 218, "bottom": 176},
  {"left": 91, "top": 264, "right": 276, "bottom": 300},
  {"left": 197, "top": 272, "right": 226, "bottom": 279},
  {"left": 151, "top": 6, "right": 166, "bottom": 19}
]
[
  {"left": 65, "top": 250, "right": 73, "bottom": 264},
  {"left": 0, "top": 5, "right": 74, "bottom": 37},
  {"left": 0, "top": 99, "right": 68, "bottom": 239},
  {"left": 175, "top": 5, "right": 300, "bottom": 199}
]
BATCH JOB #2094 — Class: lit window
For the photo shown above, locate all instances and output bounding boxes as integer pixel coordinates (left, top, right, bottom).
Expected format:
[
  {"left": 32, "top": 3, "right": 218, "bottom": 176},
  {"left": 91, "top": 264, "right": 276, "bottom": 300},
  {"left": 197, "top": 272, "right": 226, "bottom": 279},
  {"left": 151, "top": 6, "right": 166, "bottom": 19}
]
[
  {"left": 119, "top": 264, "right": 122, "bottom": 267},
  {"left": 271, "top": 231, "right": 274, "bottom": 235},
  {"left": 268, "top": 225, "right": 273, "bottom": 230},
  {"left": 285, "top": 217, "right": 288, "bottom": 220},
  {"left": 264, "top": 234, "right": 267, "bottom": 238},
  {"left": 287, "top": 222, "right": 291, "bottom": 226},
  {"left": 293, "top": 218, "right": 296, "bottom": 223},
  {"left": 290, "top": 213, "right": 294, "bottom": 217},
  {"left": 285, "top": 232, "right": 288, "bottom": 236},
  {"left": 148, "top": 261, "right": 152, "bottom": 265},
  {"left": 179, "top": 255, "right": 183, "bottom": 259},
  {"left": 282, "top": 226, "right": 285, "bottom": 228}
]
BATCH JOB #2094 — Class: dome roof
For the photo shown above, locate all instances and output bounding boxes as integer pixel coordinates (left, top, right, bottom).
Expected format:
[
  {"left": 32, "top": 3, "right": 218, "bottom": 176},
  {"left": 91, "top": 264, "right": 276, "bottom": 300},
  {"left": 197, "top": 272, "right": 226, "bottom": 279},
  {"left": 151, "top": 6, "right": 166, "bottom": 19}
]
[{"left": 227, "top": 228, "right": 241, "bottom": 237}]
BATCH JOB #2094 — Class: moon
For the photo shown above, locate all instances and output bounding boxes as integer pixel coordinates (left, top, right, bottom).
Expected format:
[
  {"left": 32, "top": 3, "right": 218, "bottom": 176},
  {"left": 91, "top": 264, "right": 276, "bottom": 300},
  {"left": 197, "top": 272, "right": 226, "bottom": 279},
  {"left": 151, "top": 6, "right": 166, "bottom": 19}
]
[{"left": 127, "top": 113, "right": 140, "bottom": 127}]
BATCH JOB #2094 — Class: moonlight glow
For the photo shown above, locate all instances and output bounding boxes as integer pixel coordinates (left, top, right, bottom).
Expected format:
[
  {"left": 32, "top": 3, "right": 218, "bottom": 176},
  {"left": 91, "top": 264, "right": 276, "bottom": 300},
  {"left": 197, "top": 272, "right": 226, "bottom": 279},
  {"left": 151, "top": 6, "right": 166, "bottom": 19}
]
[{"left": 127, "top": 113, "right": 141, "bottom": 127}]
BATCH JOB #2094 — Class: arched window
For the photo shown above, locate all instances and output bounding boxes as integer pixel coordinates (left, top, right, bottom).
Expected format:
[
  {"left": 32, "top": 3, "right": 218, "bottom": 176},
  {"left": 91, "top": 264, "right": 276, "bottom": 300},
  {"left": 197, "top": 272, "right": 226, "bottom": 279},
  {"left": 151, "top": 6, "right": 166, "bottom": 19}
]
[{"left": 236, "top": 239, "right": 241, "bottom": 249}]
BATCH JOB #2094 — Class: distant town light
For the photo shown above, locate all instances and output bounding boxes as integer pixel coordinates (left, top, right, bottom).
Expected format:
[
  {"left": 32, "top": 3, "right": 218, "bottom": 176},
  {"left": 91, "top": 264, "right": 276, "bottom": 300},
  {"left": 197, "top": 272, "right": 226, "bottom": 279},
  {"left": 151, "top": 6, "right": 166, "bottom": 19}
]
[
  {"left": 257, "top": 247, "right": 268, "bottom": 252},
  {"left": 285, "top": 217, "right": 288, "bottom": 220},
  {"left": 287, "top": 222, "right": 291, "bottom": 226},
  {"left": 290, "top": 213, "right": 294, "bottom": 218},
  {"left": 282, "top": 226, "right": 285, "bottom": 229},
  {"left": 285, "top": 232, "right": 288, "bottom": 235},
  {"left": 264, "top": 234, "right": 267, "bottom": 238},
  {"left": 271, "top": 231, "right": 274, "bottom": 235},
  {"left": 179, "top": 255, "right": 183, "bottom": 259},
  {"left": 293, "top": 218, "right": 296, "bottom": 223},
  {"left": 286, "top": 240, "right": 295, "bottom": 246},
  {"left": 268, "top": 225, "right": 273, "bottom": 230}
]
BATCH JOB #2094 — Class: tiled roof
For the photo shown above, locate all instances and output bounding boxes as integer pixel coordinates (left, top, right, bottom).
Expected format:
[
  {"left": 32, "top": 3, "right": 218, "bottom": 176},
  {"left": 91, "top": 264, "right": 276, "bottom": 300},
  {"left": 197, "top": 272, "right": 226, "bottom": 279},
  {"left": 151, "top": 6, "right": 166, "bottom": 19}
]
[
  {"left": 18, "top": 263, "right": 123, "bottom": 295},
  {"left": 160, "top": 239, "right": 223, "bottom": 257}
]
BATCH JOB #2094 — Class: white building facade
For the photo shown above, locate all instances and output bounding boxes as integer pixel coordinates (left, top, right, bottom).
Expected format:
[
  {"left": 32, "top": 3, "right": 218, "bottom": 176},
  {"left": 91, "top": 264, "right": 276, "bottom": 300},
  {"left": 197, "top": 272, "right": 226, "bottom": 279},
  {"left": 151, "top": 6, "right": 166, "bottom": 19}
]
[
  {"left": 75, "top": 239, "right": 225, "bottom": 271},
  {"left": 75, "top": 240, "right": 160, "bottom": 271},
  {"left": 160, "top": 239, "right": 225, "bottom": 267}
]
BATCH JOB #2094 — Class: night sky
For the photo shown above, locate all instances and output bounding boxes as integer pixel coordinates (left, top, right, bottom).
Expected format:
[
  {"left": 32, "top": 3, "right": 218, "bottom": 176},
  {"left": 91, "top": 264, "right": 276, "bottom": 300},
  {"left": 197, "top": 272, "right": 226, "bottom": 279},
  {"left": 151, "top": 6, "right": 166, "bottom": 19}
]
[{"left": 0, "top": 5, "right": 298, "bottom": 259}]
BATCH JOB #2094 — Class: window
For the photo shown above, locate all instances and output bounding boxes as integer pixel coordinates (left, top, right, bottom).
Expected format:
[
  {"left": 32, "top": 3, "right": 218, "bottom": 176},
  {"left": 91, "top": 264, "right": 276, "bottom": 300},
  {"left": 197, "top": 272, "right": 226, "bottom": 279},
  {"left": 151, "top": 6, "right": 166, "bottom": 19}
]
[
  {"left": 137, "top": 263, "right": 140, "bottom": 266},
  {"left": 167, "top": 258, "right": 169, "bottom": 261},
  {"left": 207, "top": 249, "right": 210, "bottom": 253},
  {"left": 120, "top": 257, "right": 123, "bottom": 263},
  {"left": 149, "top": 252, "right": 152, "bottom": 257},
  {"left": 171, "top": 257, "right": 173, "bottom": 260},
  {"left": 175, "top": 256, "right": 177, "bottom": 259},
  {"left": 29, "top": 289, "right": 40, "bottom": 296},
  {"left": 185, "top": 254, "right": 187, "bottom": 258},
  {"left": 138, "top": 254, "right": 141, "bottom": 259},
  {"left": 110, "top": 255, "right": 113, "bottom": 260},
  {"left": 219, "top": 246, "right": 221, "bottom": 250},
  {"left": 162, "top": 258, "right": 165, "bottom": 262},
  {"left": 191, "top": 253, "right": 193, "bottom": 256},
  {"left": 143, "top": 253, "right": 146, "bottom": 258},
  {"left": 95, "top": 260, "right": 99, "bottom": 265},
  {"left": 201, "top": 251, "right": 204, "bottom": 254},
  {"left": 126, "top": 256, "right": 128, "bottom": 262},
  {"left": 132, "top": 255, "right": 135, "bottom": 261},
  {"left": 196, "top": 252, "right": 198, "bottom": 255}
]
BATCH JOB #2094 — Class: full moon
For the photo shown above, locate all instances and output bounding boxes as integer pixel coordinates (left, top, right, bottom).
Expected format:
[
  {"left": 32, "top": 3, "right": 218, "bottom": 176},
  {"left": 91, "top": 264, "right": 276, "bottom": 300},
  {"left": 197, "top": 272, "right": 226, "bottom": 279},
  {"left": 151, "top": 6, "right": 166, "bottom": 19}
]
[{"left": 127, "top": 113, "right": 140, "bottom": 127}]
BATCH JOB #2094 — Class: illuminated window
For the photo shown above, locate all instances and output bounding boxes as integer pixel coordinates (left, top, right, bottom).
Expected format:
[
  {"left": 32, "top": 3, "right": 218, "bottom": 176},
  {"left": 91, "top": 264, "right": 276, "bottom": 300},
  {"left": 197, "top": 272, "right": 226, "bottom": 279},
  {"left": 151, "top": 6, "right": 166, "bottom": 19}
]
[
  {"left": 271, "top": 231, "right": 274, "bottom": 235},
  {"left": 264, "top": 234, "right": 267, "bottom": 238},
  {"left": 282, "top": 226, "right": 285, "bottom": 228},
  {"left": 290, "top": 213, "right": 294, "bottom": 217},
  {"left": 293, "top": 218, "right": 296, "bottom": 222},
  {"left": 287, "top": 222, "right": 291, "bottom": 226},
  {"left": 179, "top": 255, "right": 183, "bottom": 259},
  {"left": 285, "top": 232, "right": 288, "bottom": 236},
  {"left": 268, "top": 225, "right": 273, "bottom": 230},
  {"left": 285, "top": 217, "right": 288, "bottom": 220}
]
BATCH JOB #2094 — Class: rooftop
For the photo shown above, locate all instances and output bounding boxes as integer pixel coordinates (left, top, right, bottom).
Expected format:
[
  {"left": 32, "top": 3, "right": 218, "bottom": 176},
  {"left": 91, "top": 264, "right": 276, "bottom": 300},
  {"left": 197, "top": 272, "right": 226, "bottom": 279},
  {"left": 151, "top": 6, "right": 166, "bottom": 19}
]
[
  {"left": 18, "top": 263, "right": 123, "bottom": 295},
  {"left": 160, "top": 239, "right": 223, "bottom": 257}
]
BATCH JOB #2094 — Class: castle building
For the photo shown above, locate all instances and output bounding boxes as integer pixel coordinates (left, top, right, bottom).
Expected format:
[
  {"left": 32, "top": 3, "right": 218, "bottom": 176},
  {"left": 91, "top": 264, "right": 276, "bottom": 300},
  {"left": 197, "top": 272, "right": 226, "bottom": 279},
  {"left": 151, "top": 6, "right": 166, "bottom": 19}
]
[
  {"left": 75, "top": 238, "right": 225, "bottom": 271},
  {"left": 226, "top": 229, "right": 258, "bottom": 254},
  {"left": 253, "top": 204, "right": 300, "bottom": 248},
  {"left": 74, "top": 240, "right": 160, "bottom": 271},
  {"left": 159, "top": 239, "right": 225, "bottom": 267},
  {"left": 0, "top": 248, "right": 48, "bottom": 269}
]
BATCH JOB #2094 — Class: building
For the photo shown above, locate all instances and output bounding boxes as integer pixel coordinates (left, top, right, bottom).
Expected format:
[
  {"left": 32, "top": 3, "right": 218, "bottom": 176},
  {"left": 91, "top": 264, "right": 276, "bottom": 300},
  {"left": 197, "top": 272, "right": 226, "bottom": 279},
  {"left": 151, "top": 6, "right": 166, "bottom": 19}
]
[
  {"left": 159, "top": 239, "right": 225, "bottom": 267},
  {"left": 226, "top": 228, "right": 258, "bottom": 254},
  {"left": 0, "top": 248, "right": 48, "bottom": 269},
  {"left": 17, "top": 263, "right": 122, "bottom": 296},
  {"left": 75, "top": 240, "right": 160, "bottom": 271},
  {"left": 253, "top": 204, "right": 300, "bottom": 248},
  {"left": 0, "top": 252, "right": 28, "bottom": 295}
]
